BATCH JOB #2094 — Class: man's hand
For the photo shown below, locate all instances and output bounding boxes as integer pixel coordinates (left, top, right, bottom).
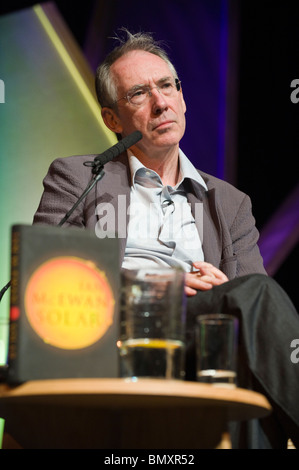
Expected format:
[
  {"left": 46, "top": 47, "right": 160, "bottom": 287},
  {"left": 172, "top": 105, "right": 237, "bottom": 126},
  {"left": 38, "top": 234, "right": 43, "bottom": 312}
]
[{"left": 185, "top": 261, "right": 229, "bottom": 296}]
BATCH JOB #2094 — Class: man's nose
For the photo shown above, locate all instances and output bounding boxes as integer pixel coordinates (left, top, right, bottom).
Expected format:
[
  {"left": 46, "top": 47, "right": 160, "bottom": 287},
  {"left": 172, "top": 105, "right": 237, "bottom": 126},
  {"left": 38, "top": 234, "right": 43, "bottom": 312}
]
[{"left": 150, "top": 87, "right": 168, "bottom": 114}]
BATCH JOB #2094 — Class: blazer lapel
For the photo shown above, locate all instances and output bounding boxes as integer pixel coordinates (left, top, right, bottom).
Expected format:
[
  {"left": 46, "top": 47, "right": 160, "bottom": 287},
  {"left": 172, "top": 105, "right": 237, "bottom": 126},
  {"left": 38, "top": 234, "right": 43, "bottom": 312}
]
[{"left": 186, "top": 181, "right": 222, "bottom": 267}]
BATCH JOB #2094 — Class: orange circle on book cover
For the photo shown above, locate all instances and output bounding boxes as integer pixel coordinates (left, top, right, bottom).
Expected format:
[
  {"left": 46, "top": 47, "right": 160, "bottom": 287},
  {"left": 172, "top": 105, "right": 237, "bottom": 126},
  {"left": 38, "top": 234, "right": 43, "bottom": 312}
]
[{"left": 24, "top": 257, "right": 115, "bottom": 350}]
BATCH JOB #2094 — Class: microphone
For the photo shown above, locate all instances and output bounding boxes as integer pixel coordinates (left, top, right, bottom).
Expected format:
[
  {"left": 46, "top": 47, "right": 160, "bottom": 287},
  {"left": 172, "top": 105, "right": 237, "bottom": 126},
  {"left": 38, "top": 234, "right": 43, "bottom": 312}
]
[
  {"left": 59, "top": 131, "right": 142, "bottom": 226},
  {"left": 84, "top": 130, "right": 142, "bottom": 173}
]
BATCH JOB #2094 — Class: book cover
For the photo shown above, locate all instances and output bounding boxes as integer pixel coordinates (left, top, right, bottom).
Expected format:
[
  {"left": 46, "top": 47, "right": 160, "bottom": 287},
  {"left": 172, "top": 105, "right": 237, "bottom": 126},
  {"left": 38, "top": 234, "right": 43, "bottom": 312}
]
[{"left": 7, "top": 224, "right": 120, "bottom": 384}]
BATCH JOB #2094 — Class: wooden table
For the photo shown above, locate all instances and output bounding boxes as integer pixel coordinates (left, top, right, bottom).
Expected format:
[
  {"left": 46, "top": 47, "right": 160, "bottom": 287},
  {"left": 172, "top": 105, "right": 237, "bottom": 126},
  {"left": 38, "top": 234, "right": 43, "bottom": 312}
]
[{"left": 0, "top": 378, "right": 271, "bottom": 449}]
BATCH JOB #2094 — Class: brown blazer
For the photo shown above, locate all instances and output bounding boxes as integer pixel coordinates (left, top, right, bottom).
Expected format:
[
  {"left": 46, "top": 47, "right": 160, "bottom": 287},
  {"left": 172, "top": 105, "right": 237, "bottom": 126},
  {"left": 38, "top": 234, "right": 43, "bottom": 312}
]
[{"left": 33, "top": 152, "right": 267, "bottom": 279}]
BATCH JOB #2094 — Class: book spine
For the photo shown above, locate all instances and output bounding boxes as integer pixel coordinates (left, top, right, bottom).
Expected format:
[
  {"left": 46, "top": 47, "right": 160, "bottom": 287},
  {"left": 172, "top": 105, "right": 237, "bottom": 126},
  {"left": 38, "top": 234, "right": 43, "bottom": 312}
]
[{"left": 7, "top": 226, "right": 21, "bottom": 382}]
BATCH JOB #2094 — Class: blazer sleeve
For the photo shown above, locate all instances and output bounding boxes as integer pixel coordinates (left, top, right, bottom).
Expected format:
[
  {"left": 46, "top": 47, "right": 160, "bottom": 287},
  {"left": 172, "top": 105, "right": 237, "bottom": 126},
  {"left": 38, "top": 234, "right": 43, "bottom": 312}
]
[
  {"left": 33, "top": 156, "right": 93, "bottom": 228},
  {"left": 223, "top": 193, "right": 267, "bottom": 277}
]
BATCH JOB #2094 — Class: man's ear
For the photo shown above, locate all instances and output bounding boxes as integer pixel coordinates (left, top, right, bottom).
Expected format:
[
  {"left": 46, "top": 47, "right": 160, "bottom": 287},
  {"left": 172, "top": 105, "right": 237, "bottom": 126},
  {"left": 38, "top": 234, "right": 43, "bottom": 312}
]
[
  {"left": 101, "top": 107, "right": 123, "bottom": 134},
  {"left": 179, "top": 86, "right": 187, "bottom": 114}
]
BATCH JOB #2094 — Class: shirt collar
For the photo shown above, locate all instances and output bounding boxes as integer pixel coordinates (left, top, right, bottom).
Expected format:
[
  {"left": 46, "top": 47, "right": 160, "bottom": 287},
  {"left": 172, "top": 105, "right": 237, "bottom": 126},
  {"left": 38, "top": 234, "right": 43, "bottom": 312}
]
[
  {"left": 177, "top": 149, "right": 208, "bottom": 191},
  {"left": 127, "top": 148, "right": 208, "bottom": 191}
]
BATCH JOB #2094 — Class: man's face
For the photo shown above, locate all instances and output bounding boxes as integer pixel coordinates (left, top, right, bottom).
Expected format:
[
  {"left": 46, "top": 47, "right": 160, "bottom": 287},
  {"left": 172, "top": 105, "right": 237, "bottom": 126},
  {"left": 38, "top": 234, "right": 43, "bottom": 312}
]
[{"left": 102, "top": 50, "right": 186, "bottom": 156}]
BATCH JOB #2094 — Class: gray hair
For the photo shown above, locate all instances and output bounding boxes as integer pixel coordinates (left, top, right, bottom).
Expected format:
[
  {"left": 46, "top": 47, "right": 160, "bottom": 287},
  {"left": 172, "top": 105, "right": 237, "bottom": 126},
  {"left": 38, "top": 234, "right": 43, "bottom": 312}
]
[{"left": 95, "top": 29, "right": 178, "bottom": 109}]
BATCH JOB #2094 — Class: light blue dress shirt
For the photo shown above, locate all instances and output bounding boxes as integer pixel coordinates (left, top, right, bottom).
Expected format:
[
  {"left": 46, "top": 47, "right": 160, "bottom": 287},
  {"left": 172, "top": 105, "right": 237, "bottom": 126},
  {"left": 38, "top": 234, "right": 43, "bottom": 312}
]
[{"left": 122, "top": 149, "right": 208, "bottom": 272}]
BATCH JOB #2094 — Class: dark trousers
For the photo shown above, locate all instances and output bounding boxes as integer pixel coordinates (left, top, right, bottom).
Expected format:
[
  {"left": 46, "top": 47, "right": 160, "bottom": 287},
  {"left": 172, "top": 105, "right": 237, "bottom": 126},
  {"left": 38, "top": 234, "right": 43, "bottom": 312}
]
[{"left": 186, "top": 274, "right": 299, "bottom": 449}]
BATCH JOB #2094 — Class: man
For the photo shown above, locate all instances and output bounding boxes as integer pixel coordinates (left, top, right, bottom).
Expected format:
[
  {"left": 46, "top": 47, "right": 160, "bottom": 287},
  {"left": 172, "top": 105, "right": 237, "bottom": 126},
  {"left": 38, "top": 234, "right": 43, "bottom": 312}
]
[{"left": 33, "top": 31, "right": 299, "bottom": 449}]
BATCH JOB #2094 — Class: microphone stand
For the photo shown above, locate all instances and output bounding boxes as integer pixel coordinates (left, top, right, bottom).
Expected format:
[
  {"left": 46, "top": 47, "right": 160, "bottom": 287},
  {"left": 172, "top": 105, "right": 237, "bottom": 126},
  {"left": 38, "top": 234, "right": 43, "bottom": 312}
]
[
  {"left": 58, "top": 161, "right": 104, "bottom": 227},
  {"left": 0, "top": 281, "right": 11, "bottom": 303}
]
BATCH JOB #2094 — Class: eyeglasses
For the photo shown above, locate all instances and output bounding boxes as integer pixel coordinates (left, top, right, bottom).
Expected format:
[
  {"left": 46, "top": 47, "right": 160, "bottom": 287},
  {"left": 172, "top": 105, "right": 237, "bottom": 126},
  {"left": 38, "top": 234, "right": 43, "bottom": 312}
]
[{"left": 115, "top": 78, "right": 181, "bottom": 107}]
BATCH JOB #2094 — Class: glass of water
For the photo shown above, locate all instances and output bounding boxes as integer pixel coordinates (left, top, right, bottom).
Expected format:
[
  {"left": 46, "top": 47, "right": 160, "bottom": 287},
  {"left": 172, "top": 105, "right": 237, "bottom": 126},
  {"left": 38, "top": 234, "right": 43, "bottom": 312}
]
[
  {"left": 196, "top": 314, "right": 238, "bottom": 387},
  {"left": 118, "top": 267, "right": 186, "bottom": 380}
]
